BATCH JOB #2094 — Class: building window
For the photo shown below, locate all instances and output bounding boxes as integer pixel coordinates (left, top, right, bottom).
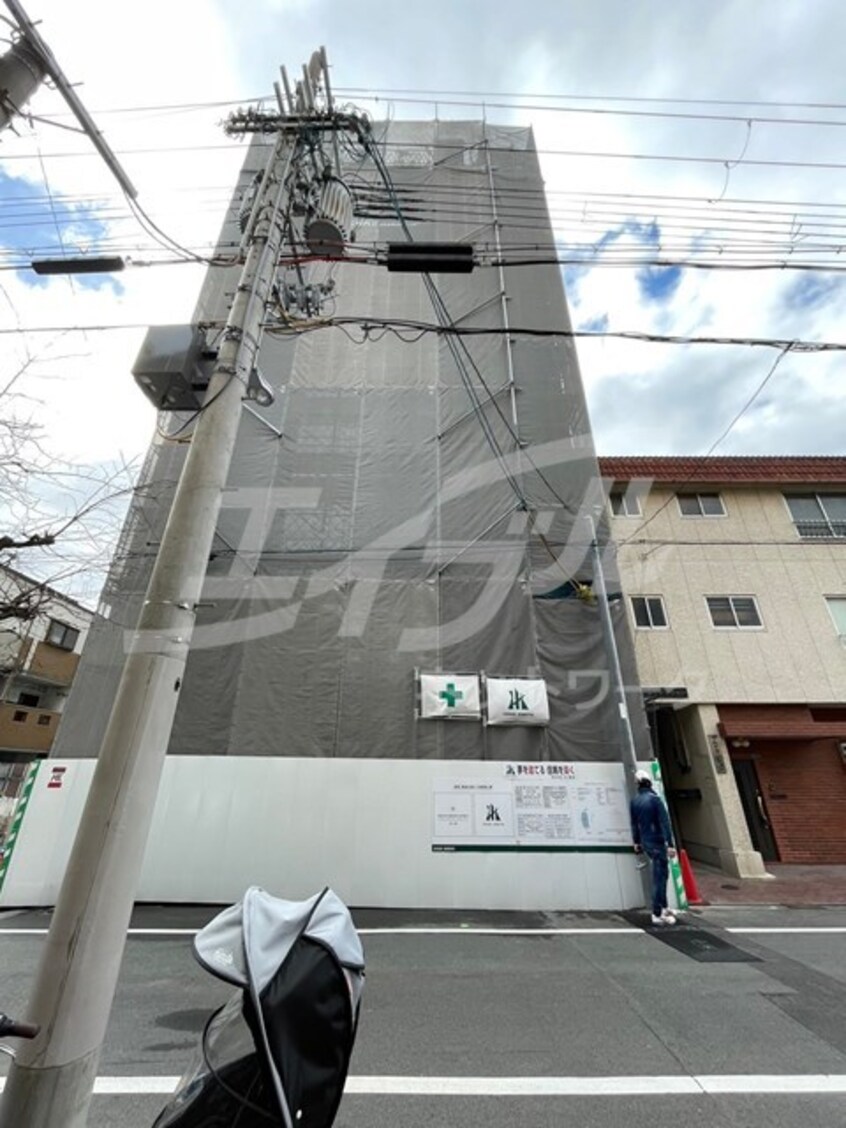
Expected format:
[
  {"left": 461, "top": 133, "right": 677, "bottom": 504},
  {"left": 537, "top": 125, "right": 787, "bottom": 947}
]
[
  {"left": 706, "top": 596, "right": 762, "bottom": 629},
  {"left": 12, "top": 710, "right": 27, "bottom": 723},
  {"left": 46, "top": 619, "right": 80, "bottom": 651},
  {"left": 677, "top": 493, "right": 725, "bottom": 517},
  {"left": 37, "top": 714, "right": 51, "bottom": 726},
  {"left": 17, "top": 692, "right": 40, "bottom": 708},
  {"left": 785, "top": 494, "right": 846, "bottom": 539},
  {"left": 631, "top": 596, "right": 668, "bottom": 629},
  {"left": 825, "top": 597, "right": 846, "bottom": 636},
  {"left": 0, "top": 761, "right": 27, "bottom": 798},
  {"left": 610, "top": 491, "right": 642, "bottom": 517}
]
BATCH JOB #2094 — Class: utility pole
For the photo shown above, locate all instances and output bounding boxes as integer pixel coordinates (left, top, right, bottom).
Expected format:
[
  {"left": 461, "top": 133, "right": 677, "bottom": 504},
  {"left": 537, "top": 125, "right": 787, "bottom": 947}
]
[
  {"left": 0, "top": 128, "right": 292, "bottom": 1128},
  {"left": 1, "top": 1, "right": 136, "bottom": 196}
]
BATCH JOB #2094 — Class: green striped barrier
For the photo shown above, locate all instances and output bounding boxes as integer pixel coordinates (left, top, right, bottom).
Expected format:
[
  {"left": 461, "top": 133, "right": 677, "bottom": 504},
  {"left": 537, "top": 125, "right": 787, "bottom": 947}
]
[
  {"left": 649, "top": 759, "right": 688, "bottom": 911},
  {"left": 0, "top": 759, "right": 41, "bottom": 894}
]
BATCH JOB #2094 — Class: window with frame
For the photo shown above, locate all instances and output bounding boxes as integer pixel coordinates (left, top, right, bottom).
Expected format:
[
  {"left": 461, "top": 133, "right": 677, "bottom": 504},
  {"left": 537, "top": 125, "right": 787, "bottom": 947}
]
[
  {"left": 706, "top": 596, "right": 762, "bottom": 629},
  {"left": 785, "top": 494, "right": 846, "bottom": 539},
  {"left": 609, "top": 491, "right": 642, "bottom": 517},
  {"left": 677, "top": 492, "right": 725, "bottom": 517},
  {"left": 825, "top": 597, "right": 846, "bottom": 636},
  {"left": 46, "top": 619, "right": 80, "bottom": 651},
  {"left": 631, "top": 595, "right": 668, "bottom": 629}
]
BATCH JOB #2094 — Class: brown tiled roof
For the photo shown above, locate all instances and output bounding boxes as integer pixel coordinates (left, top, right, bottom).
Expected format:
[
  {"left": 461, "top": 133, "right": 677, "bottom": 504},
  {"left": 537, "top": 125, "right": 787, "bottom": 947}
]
[{"left": 597, "top": 456, "right": 846, "bottom": 485}]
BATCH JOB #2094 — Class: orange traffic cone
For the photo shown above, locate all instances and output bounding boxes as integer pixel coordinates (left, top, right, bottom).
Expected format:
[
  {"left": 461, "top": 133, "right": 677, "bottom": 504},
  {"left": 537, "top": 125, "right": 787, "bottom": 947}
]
[{"left": 679, "top": 848, "right": 705, "bottom": 905}]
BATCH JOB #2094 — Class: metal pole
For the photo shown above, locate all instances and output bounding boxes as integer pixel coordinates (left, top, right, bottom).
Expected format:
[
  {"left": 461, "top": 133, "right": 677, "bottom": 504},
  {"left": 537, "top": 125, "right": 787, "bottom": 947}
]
[
  {"left": 586, "top": 512, "right": 651, "bottom": 904},
  {"left": 587, "top": 512, "right": 638, "bottom": 774},
  {"left": 0, "top": 131, "right": 292, "bottom": 1128}
]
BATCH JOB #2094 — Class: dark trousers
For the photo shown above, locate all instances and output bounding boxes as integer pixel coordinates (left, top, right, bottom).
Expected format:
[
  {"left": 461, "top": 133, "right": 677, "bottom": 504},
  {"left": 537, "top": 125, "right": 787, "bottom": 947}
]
[{"left": 645, "top": 844, "right": 669, "bottom": 916}]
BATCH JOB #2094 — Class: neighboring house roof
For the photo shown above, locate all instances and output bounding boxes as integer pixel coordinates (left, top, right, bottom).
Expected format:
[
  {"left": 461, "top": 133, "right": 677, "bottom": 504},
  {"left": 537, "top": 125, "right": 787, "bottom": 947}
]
[
  {"left": 597, "top": 456, "right": 846, "bottom": 486},
  {"left": 0, "top": 563, "right": 94, "bottom": 617}
]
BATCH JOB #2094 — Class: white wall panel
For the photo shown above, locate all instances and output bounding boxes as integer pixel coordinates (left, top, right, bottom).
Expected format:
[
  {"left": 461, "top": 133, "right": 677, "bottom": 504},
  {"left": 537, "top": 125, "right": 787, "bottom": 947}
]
[{"left": 1, "top": 758, "right": 645, "bottom": 911}]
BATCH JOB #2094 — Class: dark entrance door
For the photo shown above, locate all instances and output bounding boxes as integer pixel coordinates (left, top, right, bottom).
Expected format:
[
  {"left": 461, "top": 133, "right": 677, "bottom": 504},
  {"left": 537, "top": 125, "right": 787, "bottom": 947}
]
[{"left": 732, "top": 759, "right": 779, "bottom": 861}]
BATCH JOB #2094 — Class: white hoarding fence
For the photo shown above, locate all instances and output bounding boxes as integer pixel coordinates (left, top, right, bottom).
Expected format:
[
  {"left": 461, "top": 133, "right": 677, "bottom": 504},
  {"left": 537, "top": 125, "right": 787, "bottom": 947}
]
[{"left": 0, "top": 757, "right": 647, "bottom": 911}]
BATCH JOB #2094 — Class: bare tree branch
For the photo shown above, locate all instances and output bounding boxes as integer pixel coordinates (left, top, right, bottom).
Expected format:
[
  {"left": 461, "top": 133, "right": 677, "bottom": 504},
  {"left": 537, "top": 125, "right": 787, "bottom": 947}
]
[{"left": 0, "top": 337, "right": 146, "bottom": 623}]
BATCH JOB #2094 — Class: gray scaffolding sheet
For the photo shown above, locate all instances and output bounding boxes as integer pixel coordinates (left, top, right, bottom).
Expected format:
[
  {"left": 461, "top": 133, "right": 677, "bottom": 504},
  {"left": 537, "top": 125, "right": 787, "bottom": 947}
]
[{"left": 54, "top": 120, "right": 650, "bottom": 764}]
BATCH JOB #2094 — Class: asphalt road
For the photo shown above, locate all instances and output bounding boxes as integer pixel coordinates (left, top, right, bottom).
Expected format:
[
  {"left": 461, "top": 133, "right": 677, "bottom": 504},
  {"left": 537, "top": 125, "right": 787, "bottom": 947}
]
[{"left": 1, "top": 903, "right": 845, "bottom": 1128}]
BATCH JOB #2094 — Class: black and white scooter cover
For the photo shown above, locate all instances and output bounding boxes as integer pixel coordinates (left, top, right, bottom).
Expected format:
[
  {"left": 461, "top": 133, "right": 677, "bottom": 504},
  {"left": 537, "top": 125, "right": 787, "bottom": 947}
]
[{"left": 194, "top": 885, "right": 365, "bottom": 1128}]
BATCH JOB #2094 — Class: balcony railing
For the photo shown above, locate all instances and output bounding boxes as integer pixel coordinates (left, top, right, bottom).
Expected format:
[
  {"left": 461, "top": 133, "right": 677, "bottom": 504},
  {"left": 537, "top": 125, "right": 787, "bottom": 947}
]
[
  {"left": 22, "top": 641, "right": 79, "bottom": 685},
  {"left": 0, "top": 637, "right": 80, "bottom": 685},
  {"left": 793, "top": 519, "right": 846, "bottom": 539}
]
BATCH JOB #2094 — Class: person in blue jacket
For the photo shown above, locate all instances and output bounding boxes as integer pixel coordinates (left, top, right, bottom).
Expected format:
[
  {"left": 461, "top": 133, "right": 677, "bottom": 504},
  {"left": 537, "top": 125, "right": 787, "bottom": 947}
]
[{"left": 630, "top": 768, "right": 678, "bottom": 925}]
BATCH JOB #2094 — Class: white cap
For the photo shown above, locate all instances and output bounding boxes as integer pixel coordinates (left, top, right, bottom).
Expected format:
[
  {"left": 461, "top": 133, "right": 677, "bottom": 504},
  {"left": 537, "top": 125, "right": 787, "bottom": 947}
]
[{"left": 634, "top": 769, "right": 652, "bottom": 785}]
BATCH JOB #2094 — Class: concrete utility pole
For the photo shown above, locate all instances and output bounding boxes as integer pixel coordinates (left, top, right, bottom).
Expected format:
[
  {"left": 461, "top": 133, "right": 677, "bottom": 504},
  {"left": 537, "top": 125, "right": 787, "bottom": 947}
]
[{"left": 0, "top": 129, "right": 292, "bottom": 1128}]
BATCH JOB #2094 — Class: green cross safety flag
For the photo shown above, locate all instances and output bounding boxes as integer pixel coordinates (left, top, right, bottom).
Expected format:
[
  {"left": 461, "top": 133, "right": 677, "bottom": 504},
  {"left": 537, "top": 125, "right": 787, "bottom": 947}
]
[{"left": 419, "top": 673, "right": 481, "bottom": 719}]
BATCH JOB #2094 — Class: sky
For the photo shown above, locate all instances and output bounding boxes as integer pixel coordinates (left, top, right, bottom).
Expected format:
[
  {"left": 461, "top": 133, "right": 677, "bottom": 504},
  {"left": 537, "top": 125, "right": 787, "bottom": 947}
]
[{"left": 1, "top": 0, "right": 845, "bottom": 596}]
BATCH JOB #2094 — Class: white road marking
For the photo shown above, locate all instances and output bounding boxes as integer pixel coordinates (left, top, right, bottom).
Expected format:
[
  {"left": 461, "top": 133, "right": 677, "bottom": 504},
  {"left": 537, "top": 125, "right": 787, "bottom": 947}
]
[
  {"left": 725, "top": 927, "right": 846, "bottom": 934},
  {"left": 343, "top": 1074, "right": 846, "bottom": 1096},
  {"left": 0, "top": 926, "right": 643, "bottom": 937},
  {"left": 0, "top": 928, "right": 196, "bottom": 936},
  {"left": 357, "top": 927, "right": 641, "bottom": 935},
  {"left": 95, "top": 1077, "right": 181, "bottom": 1095},
  {"left": 2, "top": 1074, "right": 845, "bottom": 1097},
  {"left": 0, "top": 925, "right": 844, "bottom": 938}
]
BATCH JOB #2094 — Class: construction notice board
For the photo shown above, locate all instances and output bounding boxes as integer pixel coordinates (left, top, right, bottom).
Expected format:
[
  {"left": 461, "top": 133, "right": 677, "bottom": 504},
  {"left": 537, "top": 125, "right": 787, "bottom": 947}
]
[{"left": 432, "top": 761, "right": 631, "bottom": 851}]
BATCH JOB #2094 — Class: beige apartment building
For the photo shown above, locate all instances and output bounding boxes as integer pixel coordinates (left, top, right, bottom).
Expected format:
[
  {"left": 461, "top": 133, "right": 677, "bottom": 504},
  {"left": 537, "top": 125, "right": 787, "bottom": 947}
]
[
  {"left": 599, "top": 456, "right": 846, "bottom": 875},
  {"left": 0, "top": 566, "right": 92, "bottom": 861}
]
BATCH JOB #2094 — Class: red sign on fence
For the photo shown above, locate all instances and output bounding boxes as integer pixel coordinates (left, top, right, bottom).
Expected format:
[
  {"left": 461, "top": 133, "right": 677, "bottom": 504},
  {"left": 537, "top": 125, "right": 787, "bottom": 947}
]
[{"left": 47, "top": 766, "right": 66, "bottom": 790}]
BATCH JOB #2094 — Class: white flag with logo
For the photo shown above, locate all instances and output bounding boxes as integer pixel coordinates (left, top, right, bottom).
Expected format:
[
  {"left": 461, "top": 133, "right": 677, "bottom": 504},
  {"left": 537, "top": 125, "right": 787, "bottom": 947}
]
[
  {"left": 419, "top": 673, "right": 481, "bottom": 719},
  {"left": 486, "top": 677, "right": 550, "bottom": 726}
]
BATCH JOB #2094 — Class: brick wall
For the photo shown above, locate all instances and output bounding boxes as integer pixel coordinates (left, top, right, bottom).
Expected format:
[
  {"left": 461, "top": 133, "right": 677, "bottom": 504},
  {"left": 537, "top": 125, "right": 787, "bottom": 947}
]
[
  {"left": 719, "top": 703, "right": 846, "bottom": 741},
  {"left": 754, "top": 740, "right": 846, "bottom": 864}
]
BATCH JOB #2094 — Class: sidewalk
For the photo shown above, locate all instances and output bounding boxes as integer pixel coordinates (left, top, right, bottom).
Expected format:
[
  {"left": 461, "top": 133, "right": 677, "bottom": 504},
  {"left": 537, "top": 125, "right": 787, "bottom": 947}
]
[{"left": 689, "top": 861, "right": 846, "bottom": 906}]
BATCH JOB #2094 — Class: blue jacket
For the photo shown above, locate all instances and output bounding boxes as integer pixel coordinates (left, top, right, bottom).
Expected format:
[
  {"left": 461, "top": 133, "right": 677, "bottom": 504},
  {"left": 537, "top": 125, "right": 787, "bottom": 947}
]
[{"left": 630, "top": 787, "right": 674, "bottom": 848}]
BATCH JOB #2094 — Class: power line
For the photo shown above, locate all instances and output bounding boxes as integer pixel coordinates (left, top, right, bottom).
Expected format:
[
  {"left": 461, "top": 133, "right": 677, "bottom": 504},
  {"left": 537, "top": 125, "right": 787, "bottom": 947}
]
[
  {"left": 615, "top": 538, "right": 846, "bottom": 548},
  {"left": 0, "top": 322, "right": 224, "bottom": 334},
  {"left": 333, "top": 86, "right": 846, "bottom": 113},
  {"left": 305, "top": 318, "right": 846, "bottom": 353},
  {"left": 339, "top": 92, "right": 846, "bottom": 130},
  {"left": 615, "top": 345, "right": 795, "bottom": 546},
  {"left": 6, "top": 138, "right": 846, "bottom": 174},
  {"left": 4, "top": 320, "right": 845, "bottom": 353},
  {"left": 7, "top": 177, "right": 846, "bottom": 223},
  {"left": 36, "top": 87, "right": 846, "bottom": 121}
]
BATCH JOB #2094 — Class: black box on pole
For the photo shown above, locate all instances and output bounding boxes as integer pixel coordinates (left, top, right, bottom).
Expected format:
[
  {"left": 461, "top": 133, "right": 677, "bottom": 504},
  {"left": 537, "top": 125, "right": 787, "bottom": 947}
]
[{"left": 386, "top": 242, "right": 474, "bottom": 273}]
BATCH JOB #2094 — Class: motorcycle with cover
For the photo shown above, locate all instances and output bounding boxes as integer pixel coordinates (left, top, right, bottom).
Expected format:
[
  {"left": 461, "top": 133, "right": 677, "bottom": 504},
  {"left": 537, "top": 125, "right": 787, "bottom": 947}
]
[{"left": 152, "top": 886, "right": 364, "bottom": 1128}]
